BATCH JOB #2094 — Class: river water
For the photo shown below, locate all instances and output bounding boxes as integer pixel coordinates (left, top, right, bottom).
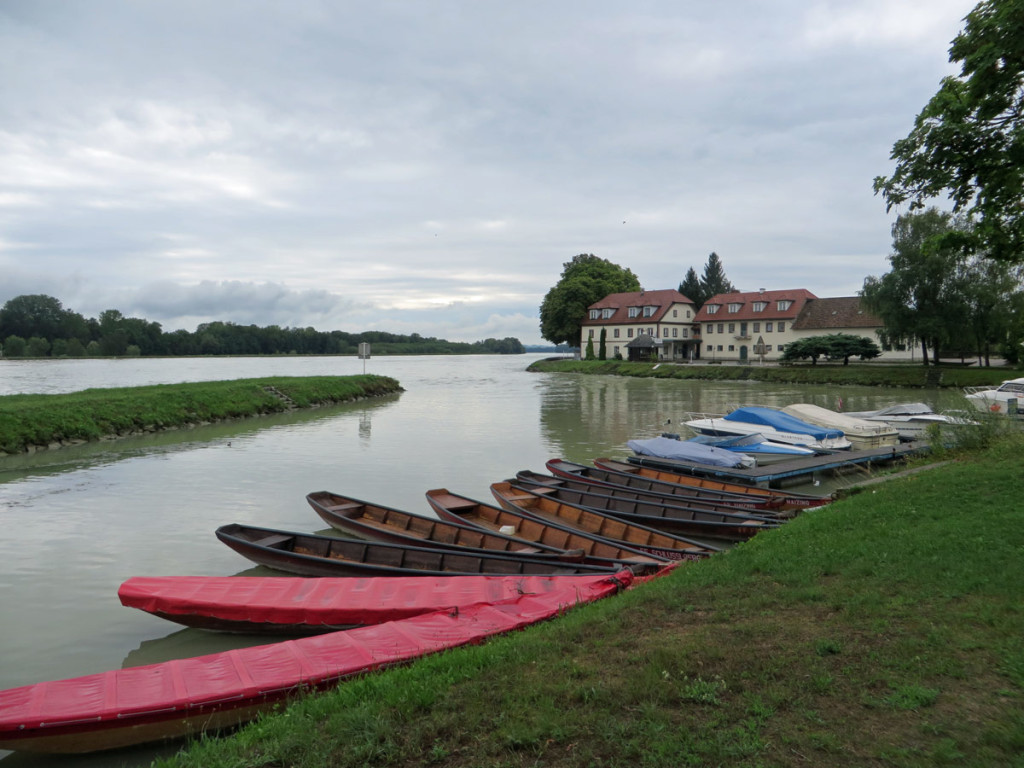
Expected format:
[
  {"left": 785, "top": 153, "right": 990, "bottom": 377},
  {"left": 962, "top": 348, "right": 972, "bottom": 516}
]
[{"left": 0, "top": 355, "right": 962, "bottom": 766}]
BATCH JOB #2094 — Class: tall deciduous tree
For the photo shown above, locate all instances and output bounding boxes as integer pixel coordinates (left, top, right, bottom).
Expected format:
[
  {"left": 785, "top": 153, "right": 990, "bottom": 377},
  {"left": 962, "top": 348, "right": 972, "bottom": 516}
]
[
  {"left": 873, "top": 0, "right": 1024, "bottom": 263},
  {"left": 699, "top": 252, "right": 736, "bottom": 300},
  {"left": 539, "top": 254, "right": 640, "bottom": 346},
  {"left": 862, "top": 208, "right": 963, "bottom": 365}
]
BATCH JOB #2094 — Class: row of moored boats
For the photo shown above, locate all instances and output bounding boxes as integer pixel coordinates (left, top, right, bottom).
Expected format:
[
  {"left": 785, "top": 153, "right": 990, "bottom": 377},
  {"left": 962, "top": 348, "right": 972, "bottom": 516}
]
[{"left": 0, "top": 455, "right": 831, "bottom": 755}]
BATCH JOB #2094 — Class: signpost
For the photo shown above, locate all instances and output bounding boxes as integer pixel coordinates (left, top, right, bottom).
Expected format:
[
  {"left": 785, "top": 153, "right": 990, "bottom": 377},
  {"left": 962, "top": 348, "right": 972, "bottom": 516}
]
[{"left": 358, "top": 342, "right": 371, "bottom": 374}]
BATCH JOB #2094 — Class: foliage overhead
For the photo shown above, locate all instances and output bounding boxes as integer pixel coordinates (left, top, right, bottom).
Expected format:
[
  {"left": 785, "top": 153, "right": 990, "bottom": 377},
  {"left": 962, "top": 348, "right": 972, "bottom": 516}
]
[
  {"left": 873, "top": 0, "right": 1024, "bottom": 263},
  {"left": 539, "top": 254, "right": 640, "bottom": 346}
]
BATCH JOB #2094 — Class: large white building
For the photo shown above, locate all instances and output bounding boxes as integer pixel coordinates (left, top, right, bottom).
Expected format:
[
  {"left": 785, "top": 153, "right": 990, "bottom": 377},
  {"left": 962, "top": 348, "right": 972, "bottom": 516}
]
[{"left": 580, "top": 289, "right": 698, "bottom": 361}]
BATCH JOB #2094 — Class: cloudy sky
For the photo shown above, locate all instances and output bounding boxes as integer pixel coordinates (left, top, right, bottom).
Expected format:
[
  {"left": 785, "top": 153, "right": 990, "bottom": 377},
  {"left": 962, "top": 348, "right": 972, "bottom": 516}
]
[{"left": 1, "top": 1, "right": 977, "bottom": 344}]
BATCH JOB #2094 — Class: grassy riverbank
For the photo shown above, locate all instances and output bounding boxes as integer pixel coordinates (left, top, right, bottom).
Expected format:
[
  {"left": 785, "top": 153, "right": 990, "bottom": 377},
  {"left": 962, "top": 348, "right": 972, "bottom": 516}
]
[
  {"left": 155, "top": 431, "right": 1024, "bottom": 768},
  {"left": 0, "top": 375, "right": 402, "bottom": 455},
  {"left": 528, "top": 358, "right": 1022, "bottom": 388}
]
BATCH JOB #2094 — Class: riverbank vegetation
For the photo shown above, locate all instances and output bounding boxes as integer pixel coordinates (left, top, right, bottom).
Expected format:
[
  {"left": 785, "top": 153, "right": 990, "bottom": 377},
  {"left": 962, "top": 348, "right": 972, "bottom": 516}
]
[
  {"left": 0, "top": 294, "right": 524, "bottom": 358},
  {"left": 0, "top": 375, "right": 401, "bottom": 454},
  {"left": 155, "top": 429, "right": 1024, "bottom": 767},
  {"left": 527, "top": 357, "right": 1022, "bottom": 389}
]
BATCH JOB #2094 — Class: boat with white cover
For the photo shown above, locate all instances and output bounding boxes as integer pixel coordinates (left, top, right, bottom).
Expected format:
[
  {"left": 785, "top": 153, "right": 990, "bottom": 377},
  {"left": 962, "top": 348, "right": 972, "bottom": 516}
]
[
  {"left": 781, "top": 403, "right": 900, "bottom": 449},
  {"left": 844, "top": 403, "right": 976, "bottom": 441},
  {"left": 684, "top": 406, "right": 852, "bottom": 452}
]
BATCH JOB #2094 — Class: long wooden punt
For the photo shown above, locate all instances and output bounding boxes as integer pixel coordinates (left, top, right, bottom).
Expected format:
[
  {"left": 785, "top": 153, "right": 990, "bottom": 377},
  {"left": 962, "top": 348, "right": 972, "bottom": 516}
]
[
  {"left": 216, "top": 524, "right": 618, "bottom": 578},
  {"left": 424, "top": 489, "right": 671, "bottom": 566},
  {"left": 2, "top": 572, "right": 631, "bottom": 754},
  {"left": 512, "top": 471, "right": 780, "bottom": 541},
  {"left": 545, "top": 458, "right": 788, "bottom": 515},
  {"left": 307, "top": 490, "right": 652, "bottom": 572},
  {"left": 487, "top": 482, "right": 722, "bottom": 561},
  {"left": 591, "top": 457, "right": 832, "bottom": 511},
  {"left": 118, "top": 573, "right": 623, "bottom": 634}
]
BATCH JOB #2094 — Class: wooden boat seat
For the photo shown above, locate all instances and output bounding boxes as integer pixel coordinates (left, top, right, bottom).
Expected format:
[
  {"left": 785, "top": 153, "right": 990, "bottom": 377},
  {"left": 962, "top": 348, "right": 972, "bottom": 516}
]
[
  {"left": 429, "top": 493, "right": 477, "bottom": 511},
  {"left": 324, "top": 503, "right": 361, "bottom": 512},
  {"left": 253, "top": 534, "right": 292, "bottom": 548}
]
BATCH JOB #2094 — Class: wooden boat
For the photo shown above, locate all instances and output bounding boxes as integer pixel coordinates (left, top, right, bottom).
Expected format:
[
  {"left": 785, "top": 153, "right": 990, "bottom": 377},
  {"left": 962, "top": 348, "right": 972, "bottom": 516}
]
[
  {"left": 545, "top": 458, "right": 790, "bottom": 515},
  {"left": 423, "top": 489, "right": 672, "bottom": 565},
  {"left": 487, "top": 482, "right": 722, "bottom": 561},
  {"left": 589, "top": 457, "right": 832, "bottom": 511},
  {"left": 512, "top": 471, "right": 780, "bottom": 541},
  {"left": 307, "top": 490, "right": 657, "bottom": 572},
  {"left": 1, "top": 572, "right": 630, "bottom": 753},
  {"left": 216, "top": 523, "right": 618, "bottom": 578},
  {"left": 781, "top": 403, "right": 900, "bottom": 449},
  {"left": 118, "top": 573, "right": 623, "bottom": 634}
]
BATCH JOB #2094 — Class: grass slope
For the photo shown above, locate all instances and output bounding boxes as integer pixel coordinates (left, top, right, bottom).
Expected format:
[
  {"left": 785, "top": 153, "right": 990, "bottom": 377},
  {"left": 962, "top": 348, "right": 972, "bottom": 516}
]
[
  {"left": 156, "top": 433, "right": 1024, "bottom": 767},
  {"left": 0, "top": 375, "right": 402, "bottom": 453},
  {"left": 527, "top": 358, "right": 1022, "bottom": 389}
]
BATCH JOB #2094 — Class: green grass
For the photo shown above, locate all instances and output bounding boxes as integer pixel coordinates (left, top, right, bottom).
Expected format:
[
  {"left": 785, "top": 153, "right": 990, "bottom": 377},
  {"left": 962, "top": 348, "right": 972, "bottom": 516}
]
[
  {"left": 154, "top": 430, "right": 1024, "bottom": 768},
  {"left": 0, "top": 375, "right": 402, "bottom": 453},
  {"left": 528, "top": 358, "right": 1023, "bottom": 388}
]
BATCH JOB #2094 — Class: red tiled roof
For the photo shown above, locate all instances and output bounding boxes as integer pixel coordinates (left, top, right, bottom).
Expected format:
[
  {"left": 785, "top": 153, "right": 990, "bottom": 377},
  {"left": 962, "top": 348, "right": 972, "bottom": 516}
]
[
  {"left": 584, "top": 289, "right": 694, "bottom": 326},
  {"left": 792, "top": 297, "right": 882, "bottom": 330},
  {"left": 694, "top": 289, "right": 817, "bottom": 323}
]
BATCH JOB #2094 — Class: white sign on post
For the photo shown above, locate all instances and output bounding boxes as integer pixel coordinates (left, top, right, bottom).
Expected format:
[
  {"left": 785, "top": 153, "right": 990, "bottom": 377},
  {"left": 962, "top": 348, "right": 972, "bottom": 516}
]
[{"left": 358, "top": 342, "right": 371, "bottom": 373}]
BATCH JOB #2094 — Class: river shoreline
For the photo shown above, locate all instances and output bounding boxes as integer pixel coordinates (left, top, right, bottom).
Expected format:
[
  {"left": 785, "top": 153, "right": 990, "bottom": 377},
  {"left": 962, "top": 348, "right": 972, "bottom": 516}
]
[{"left": 0, "top": 375, "right": 402, "bottom": 455}]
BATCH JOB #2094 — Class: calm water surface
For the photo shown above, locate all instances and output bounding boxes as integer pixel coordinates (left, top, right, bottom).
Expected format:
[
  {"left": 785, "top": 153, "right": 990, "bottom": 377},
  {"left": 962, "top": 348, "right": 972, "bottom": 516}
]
[{"left": 0, "top": 356, "right": 960, "bottom": 766}]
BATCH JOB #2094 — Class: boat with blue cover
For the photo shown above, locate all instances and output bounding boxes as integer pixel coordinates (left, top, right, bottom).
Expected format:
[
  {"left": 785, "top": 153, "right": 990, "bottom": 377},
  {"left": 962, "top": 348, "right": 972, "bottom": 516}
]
[{"left": 684, "top": 406, "right": 852, "bottom": 452}]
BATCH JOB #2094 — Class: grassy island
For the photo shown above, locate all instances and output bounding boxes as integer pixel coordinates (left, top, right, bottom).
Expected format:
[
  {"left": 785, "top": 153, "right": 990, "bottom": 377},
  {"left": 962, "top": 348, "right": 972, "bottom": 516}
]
[
  {"left": 0, "top": 375, "right": 402, "bottom": 455},
  {"left": 152, "top": 430, "right": 1024, "bottom": 768},
  {"left": 527, "top": 358, "right": 1022, "bottom": 389}
]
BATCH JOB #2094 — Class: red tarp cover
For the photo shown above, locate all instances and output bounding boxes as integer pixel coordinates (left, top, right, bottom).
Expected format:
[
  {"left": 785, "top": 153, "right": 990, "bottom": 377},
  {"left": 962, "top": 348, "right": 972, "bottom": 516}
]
[
  {"left": 118, "top": 573, "right": 621, "bottom": 627},
  {"left": 0, "top": 570, "right": 634, "bottom": 752}
]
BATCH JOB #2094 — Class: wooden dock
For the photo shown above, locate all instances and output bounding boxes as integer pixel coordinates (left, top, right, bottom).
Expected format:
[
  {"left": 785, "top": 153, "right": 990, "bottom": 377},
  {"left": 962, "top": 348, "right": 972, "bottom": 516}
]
[{"left": 627, "top": 442, "right": 929, "bottom": 489}]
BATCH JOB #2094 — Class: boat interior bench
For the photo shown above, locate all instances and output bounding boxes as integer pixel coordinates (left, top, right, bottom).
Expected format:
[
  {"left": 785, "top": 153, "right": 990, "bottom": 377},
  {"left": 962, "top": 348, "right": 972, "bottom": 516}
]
[
  {"left": 429, "top": 492, "right": 477, "bottom": 511},
  {"left": 254, "top": 534, "right": 292, "bottom": 548}
]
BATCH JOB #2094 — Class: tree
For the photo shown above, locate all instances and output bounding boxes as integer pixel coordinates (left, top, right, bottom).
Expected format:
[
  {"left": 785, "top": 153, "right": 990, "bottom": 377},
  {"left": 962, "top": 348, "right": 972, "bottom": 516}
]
[
  {"left": 0, "top": 294, "right": 88, "bottom": 343},
  {"left": 699, "top": 252, "right": 736, "bottom": 300},
  {"left": 824, "top": 334, "right": 882, "bottom": 365},
  {"left": 780, "top": 337, "right": 832, "bottom": 365},
  {"left": 539, "top": 254, "right": 640, "bottom": 346},
  {"left": 861, "top": 208, "right": 963, "bottom": 365},
  {"left": 598, "top": 328, "right": 607, "bottom": 360},
  {"left": 3, "top": 335, "right": 26, "bottom": 357},
  {"left": 678, "top": 267, "right": 704, "bottom": 308},
  {"left": 873, "top": 0, "right": 1024, "bottom": 264},
  {"left": 585, "top": 335, "right": 595, "bottom": 359},
  {"left": 26, "top": 336, "right": 51, "bottom": 357}
]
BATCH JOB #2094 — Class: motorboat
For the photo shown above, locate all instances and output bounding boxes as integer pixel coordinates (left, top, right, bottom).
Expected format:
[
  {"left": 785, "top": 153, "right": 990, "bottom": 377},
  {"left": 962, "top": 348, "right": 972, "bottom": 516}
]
[
  {"left": 684, "top": 406, "right": 852, "bottom": 452},
  {"left": 781, "top": 403, "right": 900, "bottom": 449},
  {"left": 845, "top": 402, "right": 976, "bottom": 441},
  {"left": 964, "top": 378, "right": 1024, "bottom": 416},
  {"left": 686, "top": 433, "right": 817, "bottom": 464}
]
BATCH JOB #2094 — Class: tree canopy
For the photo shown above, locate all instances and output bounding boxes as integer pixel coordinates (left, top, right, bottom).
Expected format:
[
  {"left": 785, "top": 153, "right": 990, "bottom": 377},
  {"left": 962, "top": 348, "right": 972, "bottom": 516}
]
[
  {"left": 539, "top": 254, "right": 640, "bottom": 346},
  {"left": 780, "top": 334, "right": 881, "bottom": 366},
  {"left": 679, "top": 253, "right": 737, "bottom": 309},
  {"left": 873, "top": 0, "right": 1024, "bottom": 263}
]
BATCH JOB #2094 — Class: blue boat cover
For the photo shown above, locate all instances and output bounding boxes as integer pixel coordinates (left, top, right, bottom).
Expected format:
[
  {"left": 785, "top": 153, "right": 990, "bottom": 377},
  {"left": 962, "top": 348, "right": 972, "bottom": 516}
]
[
  {"left": 723, "top": 406, "right": 844, "bottom": 440},
  {"left": 627, "top": 436, "right": 750, "bottom": 467}
]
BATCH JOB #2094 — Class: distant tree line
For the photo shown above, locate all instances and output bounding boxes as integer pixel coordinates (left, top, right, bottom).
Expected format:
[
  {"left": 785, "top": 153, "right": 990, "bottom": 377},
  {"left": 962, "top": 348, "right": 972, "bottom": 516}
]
[{"left": 0, "top": 295, "right": 525, "bottom": 358}]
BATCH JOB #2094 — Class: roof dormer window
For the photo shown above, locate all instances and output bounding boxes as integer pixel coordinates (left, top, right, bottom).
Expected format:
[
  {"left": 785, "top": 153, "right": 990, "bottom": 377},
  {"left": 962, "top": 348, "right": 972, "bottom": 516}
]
[
  {"left": 777, "top": 300, "right": 793, "bottom": 311},
  {"left": 727, "top": 303, "right": 742, "bottom": 313},
  {"left": 601, "top": 308, "right": 614, "bottom": 319},
  {"left": 589, "top": 309, "right": 600, "bottom": 320},
  {"left": 642, "top": 305, "right": 655, "bottom": 317},
  {"left": 752, "top": 301, "right": 767, "bottom": 312},
  {"left": 628, "top": 306, "right": 640, "bottom": 318},
  {"left": 705, "top": 304, "right": 720, "bottom": 315}
]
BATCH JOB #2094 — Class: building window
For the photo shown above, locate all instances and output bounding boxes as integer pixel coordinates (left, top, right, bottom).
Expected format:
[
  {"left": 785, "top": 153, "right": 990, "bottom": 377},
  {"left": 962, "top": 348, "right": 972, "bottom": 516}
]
[
  {"left": 717, "top": 323, "right": 724, "bottom": 334},
  {"left": 706, "top": 304, "right": 719, "bottom": 314},
  {"left": 777, "top": 344, "right": 785, "bottom": 352},
  {"left": 643, "top": 306, "right": 655, "bottom": 317},
  {"left": 682, "top": 328, "right": 688, "bottom": 338},
  {"left": 589, "top": 309, "right": 599, "bottom": 319},
  {"left": 672, "top": 328, "right": 678, "bottom": 337},
  {"left": 686, "top": 310, "right": 691, "bottom": 318},
  {"left": 602, "top": 308, "right": 614, "bottom": 319},
  {"left": 706, "top": 344, "right": 712, "bottom": 352},
  {"left": 706, "top": 324, "right": 714, "bottom": 334},
  {"left": 728, "top": 323, "right": 735, "bottom": 333},
  {"left": 627, "top": 328, "right": 633, "bottom": 338},
  {"left": 728, "top": 303, "right": 741, "bottom": 313},
  {"left": 588, "top": 329, "right": 594, "bottom": 338},
  {"left": 717, "top": 345, "right": 723, "bottom": 352},
  {"left": 628, "top": 306, "right": 640, "bottom": 318},
  {"left": 672, "top": 309, "right": 678, "bottom": 317},
  {"left": 753, "top": 322, "right": 760, "bottom": 333},
  {"left": 766, "top": 322, "right": 773, "bottom": 332},
  {"left": 752, "top": 302, "right": 767, "bottom": 312},
  {"left": 777, "top": 300, "right": 792, "bottom": 311},
  {"left": 614, "top": 328, "right": 620, "bottom": 338},
  {"left": 778, "top": 321, "right": 786, "bottom": 332},
  {"left": 614, "top": 346, "right": 620, "bottom": 357},
  {"left": 766, "top": 344, "right": 773, "bottom": 352}
]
